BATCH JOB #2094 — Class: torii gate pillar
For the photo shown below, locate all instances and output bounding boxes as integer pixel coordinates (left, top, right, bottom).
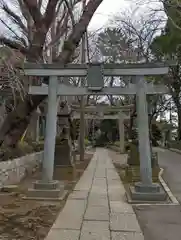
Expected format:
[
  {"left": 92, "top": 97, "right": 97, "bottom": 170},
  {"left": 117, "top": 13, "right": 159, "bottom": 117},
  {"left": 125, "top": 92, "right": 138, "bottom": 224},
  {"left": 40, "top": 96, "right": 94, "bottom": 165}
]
[
  {"left": 25, "top": 76, "right": 65, "bottom": 200},
  {"left": 118, "top": 112, "right": 125, "bottom": 153}
]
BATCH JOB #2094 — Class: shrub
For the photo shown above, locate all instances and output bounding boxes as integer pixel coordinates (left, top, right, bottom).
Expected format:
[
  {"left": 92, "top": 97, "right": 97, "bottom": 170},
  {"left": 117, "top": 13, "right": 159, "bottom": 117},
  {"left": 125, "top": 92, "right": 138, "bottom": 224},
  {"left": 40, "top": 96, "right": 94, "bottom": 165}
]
[
  {"left": 95, "top": 134, "right": 108, "bottom": 147},
  {"left": 84, "top": 138, "right": 91, "bottom": 146},
  {"left": 30, "top": 141, "right": 44, "bottom": 152},
  {"left": 0, "top": 141, "right": 33, "bottom": 162}
]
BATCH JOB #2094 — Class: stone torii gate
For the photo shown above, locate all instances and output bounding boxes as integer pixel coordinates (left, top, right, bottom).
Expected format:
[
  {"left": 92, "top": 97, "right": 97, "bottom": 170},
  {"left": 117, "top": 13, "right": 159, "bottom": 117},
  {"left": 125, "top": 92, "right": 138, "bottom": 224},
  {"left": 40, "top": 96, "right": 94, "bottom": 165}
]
[
  {"left": 72, "top": 105, "right": 132, "bottom": 153},
  {"left": 24, "top": 62, "right": 170, "bottom": 201}
]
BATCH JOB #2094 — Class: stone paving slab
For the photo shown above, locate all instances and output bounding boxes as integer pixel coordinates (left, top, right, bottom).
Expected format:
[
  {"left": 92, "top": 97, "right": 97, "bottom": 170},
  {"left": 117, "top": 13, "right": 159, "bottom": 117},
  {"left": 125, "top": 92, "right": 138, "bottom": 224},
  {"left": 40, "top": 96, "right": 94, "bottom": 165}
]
[
  {"left": 110, "top": 213, "right": 142, "bottom": 232},
  {"left": 84, "top": 205, "right": 109, "bottom": 221},
  {"left": 69, "top": 190, "right": 89, "bottom": 200},
  {"left": 52, "top": 199, "right": 86, "bottom": 230},
  {"left": 90, "top": 189, "right": 107, "bottom": 196},
  {"left": 88, "top": 197, "right": 109, "bottom": 207},
  {"left": 107, "top": 171, "right": 120, "bottom": 180},
  {"left": 80, "top": 221, "right": 110, "bottom": 240},
  {"left": 111, "top": 231, "right": 144, "bottom": 240},
  {"left": 107, "top": 179, "right": 125, "bottom": 187},
  {"left": 74, "top": 182, "right": 92, "bottom": 191},
  {"left": 108, "top": 189, "right": 125, "bottom": 201},
  {"left": 108, "top": 179, "right": 126, "bottom": 201},
  {"left": 92, "top": 178, "right": 107, "bottom": 185},
  {"left": 45, "top": 229, "right": 80, "bottom": 240},
  {"left": 110, "top": 201, "right": 134, "bottom": 214}
]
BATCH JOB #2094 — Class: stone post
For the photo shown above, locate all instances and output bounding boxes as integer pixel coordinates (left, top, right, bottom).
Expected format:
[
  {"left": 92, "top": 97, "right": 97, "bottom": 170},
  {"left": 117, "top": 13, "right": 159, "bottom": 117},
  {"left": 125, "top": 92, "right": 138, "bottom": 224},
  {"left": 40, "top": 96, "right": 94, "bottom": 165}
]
[
  {"left": 35, "top": 107, "right": 41, "bottom": 142},
  {"left": 162, "top": 131, "right": 166, "bottom": 147},
  {"left": 118, "top": 112, "right": 125, "bottom": 153}
]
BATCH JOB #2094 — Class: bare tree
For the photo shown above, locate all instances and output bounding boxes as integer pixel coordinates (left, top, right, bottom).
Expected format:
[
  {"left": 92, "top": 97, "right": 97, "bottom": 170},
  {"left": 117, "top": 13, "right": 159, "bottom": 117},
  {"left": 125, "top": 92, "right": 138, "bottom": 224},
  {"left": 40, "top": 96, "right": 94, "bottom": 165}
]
[
  {"left": 0, "top": 0, "right": 104, "bottom": 147},
  {"left": 94, "top": 7, "right": 169, "bottom": 139}
]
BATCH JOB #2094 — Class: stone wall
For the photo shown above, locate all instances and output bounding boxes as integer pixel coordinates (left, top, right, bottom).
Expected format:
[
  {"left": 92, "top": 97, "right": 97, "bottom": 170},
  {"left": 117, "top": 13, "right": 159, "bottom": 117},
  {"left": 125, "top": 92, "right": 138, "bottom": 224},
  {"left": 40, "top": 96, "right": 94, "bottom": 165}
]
[{"left": 0, "top": 151, "right": 43, "bottom": 187}]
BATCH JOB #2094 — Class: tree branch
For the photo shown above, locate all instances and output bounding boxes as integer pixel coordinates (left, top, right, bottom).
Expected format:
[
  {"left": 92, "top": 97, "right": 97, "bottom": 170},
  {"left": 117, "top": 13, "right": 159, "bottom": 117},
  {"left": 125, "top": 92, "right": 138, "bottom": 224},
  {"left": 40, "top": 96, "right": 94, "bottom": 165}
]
[
  {"left": 23, "top": 0, "right": 42, "bottom": 28},
  {"left": 63, "top": 0, "right": 75, "bottom": 27},
  {"left": 43, "top": 0, "right": 60, "bottom": 29},
  {"left": 0, "top": 37, "right": 28, "bottom": 55},
  {"left": 56, "top": 0, "right": 104, "bottom": 63}
]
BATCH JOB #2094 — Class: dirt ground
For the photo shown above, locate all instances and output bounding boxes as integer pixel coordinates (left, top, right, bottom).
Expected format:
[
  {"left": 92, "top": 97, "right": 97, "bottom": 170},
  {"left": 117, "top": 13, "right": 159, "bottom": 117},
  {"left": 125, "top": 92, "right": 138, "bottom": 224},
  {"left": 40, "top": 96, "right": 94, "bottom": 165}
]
[{"left": 0, "top": 152, "right": 93, "bottom": 240}]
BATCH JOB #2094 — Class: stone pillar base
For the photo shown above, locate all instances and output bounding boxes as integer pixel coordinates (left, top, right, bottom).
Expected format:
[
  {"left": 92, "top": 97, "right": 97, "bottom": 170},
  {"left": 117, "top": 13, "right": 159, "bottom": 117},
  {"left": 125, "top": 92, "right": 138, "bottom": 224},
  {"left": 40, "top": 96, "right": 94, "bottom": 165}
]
[
  {"left": 120, "top": 149, "right": 125, "bottom": 154},
  {"left": 129, "top": 182, "right": 167, "bottom": 202},
  {"left": 24, "top": 180, "right": 67, "bottom": 200}
]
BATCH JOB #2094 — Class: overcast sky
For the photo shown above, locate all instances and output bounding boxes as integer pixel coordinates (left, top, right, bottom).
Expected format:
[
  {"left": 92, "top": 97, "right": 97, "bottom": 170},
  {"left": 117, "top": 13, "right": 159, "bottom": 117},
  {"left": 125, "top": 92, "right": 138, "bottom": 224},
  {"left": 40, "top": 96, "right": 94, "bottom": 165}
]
[
  {"left": 88, "top": 0, "right": 130, "bottom": 30},
  {"left": 88, "top": 0, "right": 164, "bottom": 31}
]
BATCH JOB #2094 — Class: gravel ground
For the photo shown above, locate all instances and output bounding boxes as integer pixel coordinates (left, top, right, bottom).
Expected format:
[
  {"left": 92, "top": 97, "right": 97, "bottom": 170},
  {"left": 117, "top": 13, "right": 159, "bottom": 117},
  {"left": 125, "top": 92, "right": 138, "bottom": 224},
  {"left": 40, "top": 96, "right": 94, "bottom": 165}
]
[{"left": 0, "top": 153, "right": 93, "bottom": 240}]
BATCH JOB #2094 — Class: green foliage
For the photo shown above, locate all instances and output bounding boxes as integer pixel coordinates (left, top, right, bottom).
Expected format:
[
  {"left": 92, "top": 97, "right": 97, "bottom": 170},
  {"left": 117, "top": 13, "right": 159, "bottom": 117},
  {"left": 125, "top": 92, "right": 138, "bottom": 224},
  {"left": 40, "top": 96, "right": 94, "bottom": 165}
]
[
  {"left": 84, "top": 138, "right": 91, "bottom": 146},
  {"left": 0, "top": 141, "right": 33, "bottom": 161},
  {"left": 94, "top": 119, "right": 119, "bottom": 147},
  {"left": 63, "top": 40, "right": 74, "bottom": 51},
  {"left": 151, "top": 2, "right": 181, "bottom": 59},
  {"left": 30, "top": 141, "right": 44, "bottom": 152},
  {"left": 96, "top": 27, "right": 134, "bottom": 63},
  {"left": 150, "top": 2, "right": 181, "bottom": 140},
  {"left": 95, "top": 134, "right": 108, "bottom": 147}
]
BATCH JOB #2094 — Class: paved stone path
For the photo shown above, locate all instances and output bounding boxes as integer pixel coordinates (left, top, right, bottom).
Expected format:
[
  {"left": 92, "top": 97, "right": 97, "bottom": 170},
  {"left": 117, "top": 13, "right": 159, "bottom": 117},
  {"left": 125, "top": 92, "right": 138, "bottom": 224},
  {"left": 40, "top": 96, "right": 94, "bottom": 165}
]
[{"left": 45, "top": 148, "right": 144, "bottom": 240}]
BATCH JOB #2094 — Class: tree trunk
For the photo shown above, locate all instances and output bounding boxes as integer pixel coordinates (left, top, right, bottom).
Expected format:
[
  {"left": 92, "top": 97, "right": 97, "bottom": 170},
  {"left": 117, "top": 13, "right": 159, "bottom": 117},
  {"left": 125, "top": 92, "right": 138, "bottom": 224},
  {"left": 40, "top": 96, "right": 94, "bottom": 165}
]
[
  {"left": 177, "top": 107, "right": 181, "bottom": 140},
  {"left": 172, "top": 93, "right": 181, "bottom": 141},
  {"left": 0, "top": 0, "right": 104, "bottom": 147}
]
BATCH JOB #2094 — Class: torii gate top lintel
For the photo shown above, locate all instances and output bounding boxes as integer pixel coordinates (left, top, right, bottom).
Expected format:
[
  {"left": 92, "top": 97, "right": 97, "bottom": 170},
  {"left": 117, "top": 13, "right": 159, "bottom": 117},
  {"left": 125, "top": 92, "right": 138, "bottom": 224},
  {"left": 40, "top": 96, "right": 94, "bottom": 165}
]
[
  {"left": 25, "top": 62, "right": 172, "bottom": 96},
  {"left": 23, "top": 62, "right": 173, "bottom": 77},
  {"left": 71, "top": 104, "right": 133, "bottom": 112}
]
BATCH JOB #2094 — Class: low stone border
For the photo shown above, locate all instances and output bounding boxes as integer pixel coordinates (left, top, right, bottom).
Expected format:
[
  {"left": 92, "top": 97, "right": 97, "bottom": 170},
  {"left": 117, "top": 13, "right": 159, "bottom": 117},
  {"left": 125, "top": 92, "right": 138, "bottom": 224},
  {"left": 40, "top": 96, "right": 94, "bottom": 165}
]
[
  {"left": 158, "top": 146, "right": 181, "bottom": 155},
  {"left": 0, "top": 151, "right": 43, "bottom": 188},
  {"left": 159, "top": 168, "right": 179, "bottom": 205},
  {"left": 127, "top": 168, "right": 179, "bottom": 205}
]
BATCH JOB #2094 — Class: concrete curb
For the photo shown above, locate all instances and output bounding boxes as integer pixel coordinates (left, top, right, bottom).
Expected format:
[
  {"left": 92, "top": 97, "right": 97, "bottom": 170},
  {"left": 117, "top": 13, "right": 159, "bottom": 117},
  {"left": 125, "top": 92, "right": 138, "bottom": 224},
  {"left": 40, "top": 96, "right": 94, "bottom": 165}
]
[
  {"left": 169, "top": 148, "right": 181, "bottom": 154},
  {"left": 159, "top": 168, "right": 179, "bottom": 205},
  {"left": 111, "top": 147, "right": 179, "bottom": 206},
  {"left": 132, "top": 168, "right": 179, "bottom": 206},
  {"left": 158, "top": 146, "right": 181, "bottom": 155}
]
